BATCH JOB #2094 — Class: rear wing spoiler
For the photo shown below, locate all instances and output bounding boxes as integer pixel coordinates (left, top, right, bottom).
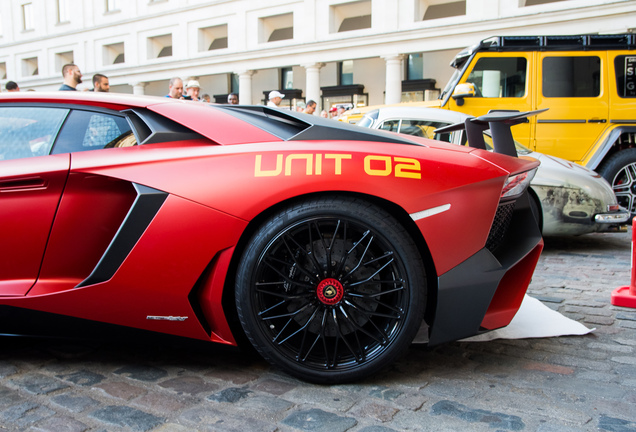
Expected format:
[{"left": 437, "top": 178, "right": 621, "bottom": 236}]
[{"left": 434, "top": 109, "right": 548, "bottom": 157}]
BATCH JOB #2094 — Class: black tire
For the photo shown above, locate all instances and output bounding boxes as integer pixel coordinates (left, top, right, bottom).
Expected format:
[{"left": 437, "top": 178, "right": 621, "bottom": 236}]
[
  {"left": 235, "top": 197, "right": 427, "bottom": 384},
  {"left": 597, "top": 148, "right": 636, "bottom": 215}
]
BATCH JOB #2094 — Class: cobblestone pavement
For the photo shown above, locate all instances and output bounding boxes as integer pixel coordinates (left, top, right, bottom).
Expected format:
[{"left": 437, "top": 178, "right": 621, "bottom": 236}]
[{"left": 2, "top": 232, "right": 636, "bottom": 432}]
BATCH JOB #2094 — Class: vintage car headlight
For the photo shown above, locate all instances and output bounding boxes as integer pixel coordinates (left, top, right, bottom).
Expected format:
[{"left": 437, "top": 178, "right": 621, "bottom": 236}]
[{"left": 501, "top": 168, "right": 537, "bottom": 200}]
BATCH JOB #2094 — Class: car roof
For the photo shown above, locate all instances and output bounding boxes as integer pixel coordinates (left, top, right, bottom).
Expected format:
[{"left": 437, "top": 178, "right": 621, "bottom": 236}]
[
  {"left": 0, "top": 91, "right": 177, "bottom": 111},
  {"left": 0, "top": 92, "right": 422, "bottom": 147}
]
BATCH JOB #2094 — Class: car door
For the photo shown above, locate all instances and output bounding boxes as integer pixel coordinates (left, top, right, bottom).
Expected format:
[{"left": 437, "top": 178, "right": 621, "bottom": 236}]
[
  {"left": 449, "top": 53, "right": 533, "bottom": 147},
  {"left": 534, "top": 52, "right": 608, "bottom": 162},
  {"left": 0, "top": 106, "right": 70, "bottom": 296},
  {"left": 31, "top": 108, "right": 140, "bottom": 295}
]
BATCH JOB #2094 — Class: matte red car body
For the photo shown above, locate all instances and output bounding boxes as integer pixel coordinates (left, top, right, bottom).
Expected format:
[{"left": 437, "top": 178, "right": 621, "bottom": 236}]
[{"left": 0, "top": 93, "right": 542, "bottom": 354}]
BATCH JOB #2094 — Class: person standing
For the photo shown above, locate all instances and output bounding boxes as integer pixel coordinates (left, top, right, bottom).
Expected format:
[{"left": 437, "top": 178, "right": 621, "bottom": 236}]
[
  {"left": 5, "top": 81, "right": 19, "bottom": 92},
  {"left": 303, "top": 100, "right": 317, "bottom": 115},
  {"left": 184, "top": 80, "right": 201, "bottom": 101},
  {"left": 59, "top": 64, "right": 82, "bottom": 91},
  {"left": 227, "top": 93, "right": 239, "bottom": 104},
  {"left": 92, "top": 74, "right": 110, "bottom": 92},
  {"left": 165, "top": 77, "right": 184, "bottom": 99},
  {"left": 267, "top": 90, "right": 284, "bottom": 107}
]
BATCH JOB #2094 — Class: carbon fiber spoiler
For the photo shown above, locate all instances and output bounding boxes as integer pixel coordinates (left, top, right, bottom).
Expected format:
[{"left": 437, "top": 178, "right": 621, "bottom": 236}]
[{"left": 434, "top": 109, "right": 548, "bottom": 157}]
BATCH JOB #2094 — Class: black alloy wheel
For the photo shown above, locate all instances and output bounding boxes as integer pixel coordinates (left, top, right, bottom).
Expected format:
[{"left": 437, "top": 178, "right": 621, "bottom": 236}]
[{"left": 235, "top": 197, "right": 426, "bottom": 384}]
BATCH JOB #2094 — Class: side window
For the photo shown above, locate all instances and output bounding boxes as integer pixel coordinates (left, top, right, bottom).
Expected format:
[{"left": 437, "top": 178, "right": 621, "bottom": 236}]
[
  {"left": 466, "top": 57, "right": 527, "bottom": 98},
  {"left": 379, "top": 120, "right": 400, "bottom": 132},
  {"left": 0, "top": 107, "right": 68, "bottom": 161},
  {"left": 399, "top": 120, "right": 452, "bottom": 142},
  {"left": 543, "top": 56, "right": 601, "bottom": 98},
  {"left": 52, "top": 110, "right": 136, "bottom": 154},
  {"left": 615, "top": 55, "right": 636, "bottom": 98}
]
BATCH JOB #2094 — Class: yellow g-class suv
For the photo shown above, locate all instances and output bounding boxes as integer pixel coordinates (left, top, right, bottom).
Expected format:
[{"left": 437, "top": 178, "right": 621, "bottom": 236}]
[{"left": 440, "top": 34, "right": 635, "bottom": 213}]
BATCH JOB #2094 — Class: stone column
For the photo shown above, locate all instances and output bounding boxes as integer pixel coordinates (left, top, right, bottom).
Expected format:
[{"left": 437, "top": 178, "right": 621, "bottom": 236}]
[
  {"left": 237, "top": 70, "right": 256, "bottom": 105},
  {"left": 131, "top": 82, "right": 147, "bottom": 95},
  {"left": 303, "top": 63, "right": 325, "bottom": 113},
  {"left": 383, "top": 55, "right": 404, "bottom": 105}
]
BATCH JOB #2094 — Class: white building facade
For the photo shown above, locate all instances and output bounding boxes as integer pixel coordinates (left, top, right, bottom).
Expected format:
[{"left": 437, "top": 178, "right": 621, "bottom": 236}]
[{"left": 0, "top": 0, "right": 634, "bottom": 111}]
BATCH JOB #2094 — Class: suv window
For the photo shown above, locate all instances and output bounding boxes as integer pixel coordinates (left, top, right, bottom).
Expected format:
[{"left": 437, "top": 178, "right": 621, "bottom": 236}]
[
  {"left": 543, "top": 56, "right": 601, "bottom": 97},
  {"left": 615, "top": 55, "right": 636, "bottom": 98},
  {"left": 466, "top": 57, "right": 527, "bottom": 98},
  {"left": 52, "top": 110, "right": 135, "bottom": 154},
  {"left": 0, "top": 107, "right": 69, "bottom": 161}
]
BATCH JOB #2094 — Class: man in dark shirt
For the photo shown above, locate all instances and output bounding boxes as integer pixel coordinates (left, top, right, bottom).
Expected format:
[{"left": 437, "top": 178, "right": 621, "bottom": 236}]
[
  {"left": 165, "top": 77, "right": 184, "bottom": 99},
  {"left": 59, "top": 64, "right": 82, "bottom": 91},
  {"left": 92, "top": 74, "right": 110, "bottom": 92}
]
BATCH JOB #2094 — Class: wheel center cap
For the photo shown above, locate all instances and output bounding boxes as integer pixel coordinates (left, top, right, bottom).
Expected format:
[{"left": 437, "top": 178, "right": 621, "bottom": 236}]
[{"left": 316, "top": 278, "right": 344, "bottom": 305}]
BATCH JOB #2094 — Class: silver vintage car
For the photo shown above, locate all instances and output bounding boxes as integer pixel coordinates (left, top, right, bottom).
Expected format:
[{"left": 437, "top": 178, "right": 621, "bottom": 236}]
[{"left": 357, "top": 107, "right": 629, "bottom": 236}]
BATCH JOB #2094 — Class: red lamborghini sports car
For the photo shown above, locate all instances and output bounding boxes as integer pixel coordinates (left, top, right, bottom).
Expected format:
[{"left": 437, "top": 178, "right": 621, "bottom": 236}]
[{"left": 0, "top": 93, "right": 543, "bottom": 383}]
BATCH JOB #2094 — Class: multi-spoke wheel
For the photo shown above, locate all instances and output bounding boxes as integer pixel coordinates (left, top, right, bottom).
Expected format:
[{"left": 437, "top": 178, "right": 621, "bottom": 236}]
[
  {"left": 598, "top": 148, "right": 636, "bottom": 216},
  {"left": 235, "top": 197, "right": 426, "bottom": 383}
]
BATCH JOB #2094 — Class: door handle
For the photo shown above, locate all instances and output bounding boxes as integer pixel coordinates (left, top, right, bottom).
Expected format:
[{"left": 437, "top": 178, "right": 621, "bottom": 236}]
[
  {"left": 588, "top": 119, "right": 607, "bottom": 123},
  {"left": 0, "top": 177, "right": 47, "bottom": 191}
]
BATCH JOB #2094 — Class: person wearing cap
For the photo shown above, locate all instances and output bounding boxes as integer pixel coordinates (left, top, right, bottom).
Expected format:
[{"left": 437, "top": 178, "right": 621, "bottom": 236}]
[
  {"left": 185, "top": 80, "right": 201, "bottom": 101},
  {"left": 267, "top": 90, "right": 284, "bottom": 108}
]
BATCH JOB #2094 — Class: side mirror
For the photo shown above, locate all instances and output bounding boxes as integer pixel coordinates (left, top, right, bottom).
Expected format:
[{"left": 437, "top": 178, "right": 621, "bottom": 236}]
[{"left": 452, "top": 83, "right": 476, "bottom": 106}]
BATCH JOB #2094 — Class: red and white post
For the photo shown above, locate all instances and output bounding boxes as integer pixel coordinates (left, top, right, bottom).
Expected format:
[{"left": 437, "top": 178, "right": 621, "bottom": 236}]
[{"left": 611, "top": 217, "right": 636, "bottom": 308}]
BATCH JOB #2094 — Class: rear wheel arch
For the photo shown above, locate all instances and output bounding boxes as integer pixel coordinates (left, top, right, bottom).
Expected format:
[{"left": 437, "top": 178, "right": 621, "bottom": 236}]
[
  {"left": 586, "top": 127, "right": 636, "bottom": 174},
  {"left": 219, "top": 192, "right": 437, "bottom": 364},
  {"left": 233, "top": 195, "right": 429, "bottom": 382}
]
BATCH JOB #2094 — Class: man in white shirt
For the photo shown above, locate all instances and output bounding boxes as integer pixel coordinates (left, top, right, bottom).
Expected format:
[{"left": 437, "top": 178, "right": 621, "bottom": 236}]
[{"left": 267, "top": 90, "right": 284, "bottom": 108}]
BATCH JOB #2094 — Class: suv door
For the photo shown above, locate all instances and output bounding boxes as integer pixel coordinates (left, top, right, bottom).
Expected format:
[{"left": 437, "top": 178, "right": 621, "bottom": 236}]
[
  {"left": 535, "top": 52, "right": 608, "bottom": 162},
  {"left": 449, "top": 52, "right": 533, "bottom": 147},
  {"left": 0, "top": 107, "right": 70, "bottom": 296}
]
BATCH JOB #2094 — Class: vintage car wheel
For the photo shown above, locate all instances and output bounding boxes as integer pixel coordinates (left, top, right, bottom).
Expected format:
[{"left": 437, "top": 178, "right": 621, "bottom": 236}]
[
  {"left": 598, "top": 148, "right": 636, "bottom": 215},
  {"left": 235, "top": 197, "right": 426, "bottom": 383}
]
